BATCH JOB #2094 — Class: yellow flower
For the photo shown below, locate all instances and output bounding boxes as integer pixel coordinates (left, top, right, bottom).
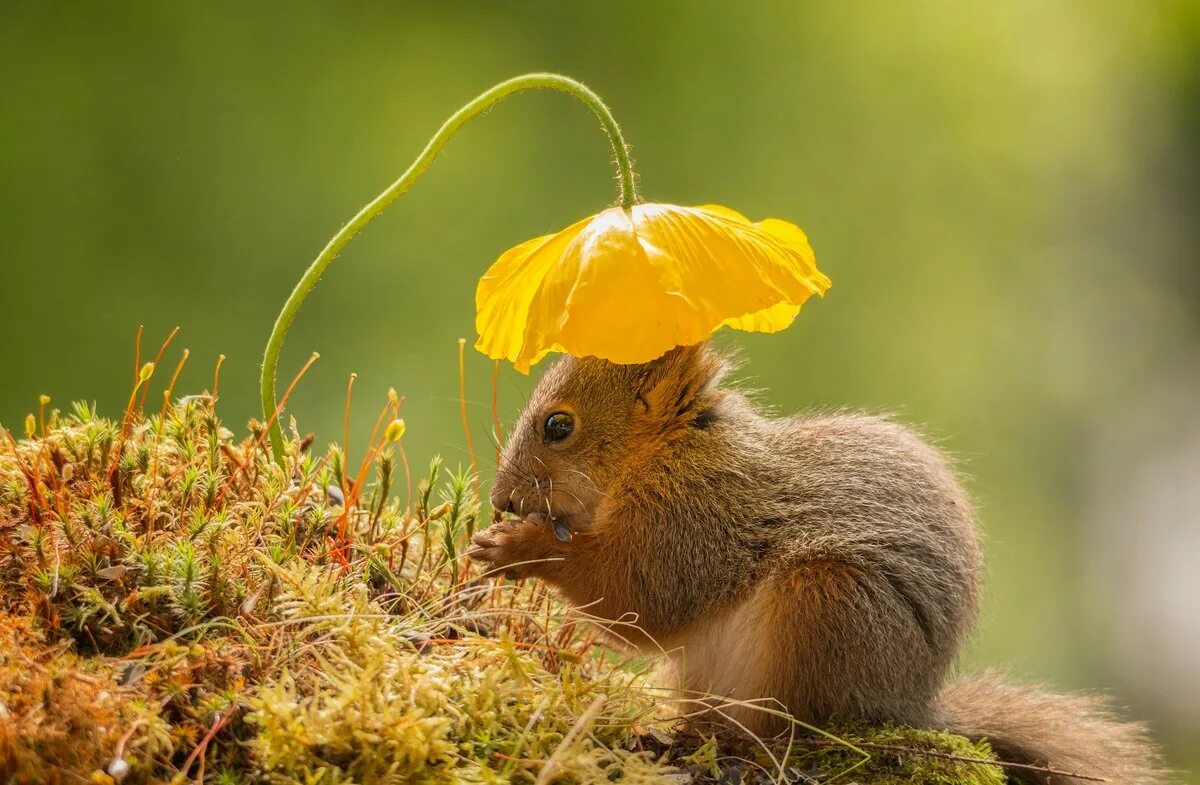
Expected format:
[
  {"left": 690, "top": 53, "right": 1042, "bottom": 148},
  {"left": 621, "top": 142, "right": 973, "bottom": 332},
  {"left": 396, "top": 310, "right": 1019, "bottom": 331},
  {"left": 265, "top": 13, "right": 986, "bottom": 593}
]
[{"left": 475, "top": 203, "right": 830, "bottom": 373}]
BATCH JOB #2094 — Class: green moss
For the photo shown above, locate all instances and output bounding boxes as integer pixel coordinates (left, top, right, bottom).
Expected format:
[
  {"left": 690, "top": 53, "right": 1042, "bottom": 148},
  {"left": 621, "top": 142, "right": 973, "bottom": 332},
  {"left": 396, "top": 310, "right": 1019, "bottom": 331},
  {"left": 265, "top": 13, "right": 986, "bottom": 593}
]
[
  {"left": 789, "top": 725, "right": 1008, "bottom": 785},
  {"left": 0, "top": 382, "right": 1009, "bottom": 784}
]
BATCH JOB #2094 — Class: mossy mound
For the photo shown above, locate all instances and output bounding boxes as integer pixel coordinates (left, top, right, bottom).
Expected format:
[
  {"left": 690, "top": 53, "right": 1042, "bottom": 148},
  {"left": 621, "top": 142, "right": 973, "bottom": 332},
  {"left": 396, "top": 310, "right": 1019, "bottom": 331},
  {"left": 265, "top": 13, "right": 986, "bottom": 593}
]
[{"left": 0, "top": 379, "right": 1006, "bottom": 784}]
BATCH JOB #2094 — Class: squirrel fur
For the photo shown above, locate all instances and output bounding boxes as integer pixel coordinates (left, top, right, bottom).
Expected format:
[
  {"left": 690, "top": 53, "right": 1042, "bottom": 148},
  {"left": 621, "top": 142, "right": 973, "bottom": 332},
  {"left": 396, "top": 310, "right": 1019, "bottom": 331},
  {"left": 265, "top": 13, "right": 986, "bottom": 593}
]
[{"left": 469, "top": 344, "right": 1167, "bottom": 784}]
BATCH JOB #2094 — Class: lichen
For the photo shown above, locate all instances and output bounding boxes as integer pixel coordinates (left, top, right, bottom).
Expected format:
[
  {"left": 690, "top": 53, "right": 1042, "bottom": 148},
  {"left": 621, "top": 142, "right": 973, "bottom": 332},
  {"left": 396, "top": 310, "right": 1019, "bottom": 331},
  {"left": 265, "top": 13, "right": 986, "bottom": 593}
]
[{"left": 0, "top": 370, "right": 1008, "bottom": 784}]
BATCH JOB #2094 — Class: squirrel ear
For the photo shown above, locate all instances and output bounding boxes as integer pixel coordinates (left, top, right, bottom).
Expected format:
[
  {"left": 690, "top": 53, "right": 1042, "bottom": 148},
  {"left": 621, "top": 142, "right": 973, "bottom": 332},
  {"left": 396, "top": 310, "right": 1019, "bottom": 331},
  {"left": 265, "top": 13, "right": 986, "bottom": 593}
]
[{"left": 633, "top": 343, "right": 727, "bottom": 422}]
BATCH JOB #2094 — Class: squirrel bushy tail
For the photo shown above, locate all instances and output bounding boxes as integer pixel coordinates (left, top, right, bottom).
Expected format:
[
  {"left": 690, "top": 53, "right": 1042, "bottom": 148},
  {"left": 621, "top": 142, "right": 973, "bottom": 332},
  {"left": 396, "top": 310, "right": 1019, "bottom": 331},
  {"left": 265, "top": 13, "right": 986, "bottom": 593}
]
[{"left": 937, "top": 670, "right": 1168, "bottom": 785}]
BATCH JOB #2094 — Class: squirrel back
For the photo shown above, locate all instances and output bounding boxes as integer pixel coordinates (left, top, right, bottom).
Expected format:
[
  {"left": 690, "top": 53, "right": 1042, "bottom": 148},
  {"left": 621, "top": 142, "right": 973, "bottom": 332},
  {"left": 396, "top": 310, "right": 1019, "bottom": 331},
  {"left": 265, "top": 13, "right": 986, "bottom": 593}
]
[{"left": 472, "top": 343, "right": 1168, "bottom": 784}]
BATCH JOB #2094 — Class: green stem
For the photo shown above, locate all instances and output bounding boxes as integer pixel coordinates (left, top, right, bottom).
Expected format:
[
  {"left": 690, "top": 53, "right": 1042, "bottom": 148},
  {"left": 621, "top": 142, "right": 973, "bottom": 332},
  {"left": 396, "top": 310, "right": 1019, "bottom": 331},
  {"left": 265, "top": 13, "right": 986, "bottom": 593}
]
[{"left": 260, "top": 73, "right": 638, "bottom": 466}]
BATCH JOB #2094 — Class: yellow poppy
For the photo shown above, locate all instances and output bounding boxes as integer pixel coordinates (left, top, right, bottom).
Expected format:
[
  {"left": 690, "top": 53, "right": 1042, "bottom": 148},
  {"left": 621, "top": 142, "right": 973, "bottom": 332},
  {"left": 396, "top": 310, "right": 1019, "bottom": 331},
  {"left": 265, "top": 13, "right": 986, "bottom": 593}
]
[{"left": 475, "top": 203, "right": 830, "bottom": 372}]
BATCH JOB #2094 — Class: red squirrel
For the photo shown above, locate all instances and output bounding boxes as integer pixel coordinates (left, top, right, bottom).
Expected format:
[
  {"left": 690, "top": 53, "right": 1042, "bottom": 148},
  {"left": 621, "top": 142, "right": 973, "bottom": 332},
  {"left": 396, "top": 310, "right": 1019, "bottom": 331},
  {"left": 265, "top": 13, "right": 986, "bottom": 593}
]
[{"left": 469, "top": 344, "right": 1166, "bottom": 784}]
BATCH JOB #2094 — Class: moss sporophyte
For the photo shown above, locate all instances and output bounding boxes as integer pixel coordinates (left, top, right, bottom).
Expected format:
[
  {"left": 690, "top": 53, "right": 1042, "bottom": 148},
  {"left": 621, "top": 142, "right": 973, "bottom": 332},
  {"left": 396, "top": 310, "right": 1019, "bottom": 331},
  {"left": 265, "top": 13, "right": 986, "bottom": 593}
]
[{"left": 260, "top": 73, "right": 830, "bottom": 465}]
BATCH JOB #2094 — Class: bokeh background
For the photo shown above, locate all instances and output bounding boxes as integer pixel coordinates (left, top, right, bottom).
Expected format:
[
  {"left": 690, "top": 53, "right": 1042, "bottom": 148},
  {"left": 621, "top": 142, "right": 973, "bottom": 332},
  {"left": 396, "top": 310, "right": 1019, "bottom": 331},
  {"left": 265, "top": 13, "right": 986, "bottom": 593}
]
[{"left": 2, "top": 2, "right": 1197, "bottom": 777}]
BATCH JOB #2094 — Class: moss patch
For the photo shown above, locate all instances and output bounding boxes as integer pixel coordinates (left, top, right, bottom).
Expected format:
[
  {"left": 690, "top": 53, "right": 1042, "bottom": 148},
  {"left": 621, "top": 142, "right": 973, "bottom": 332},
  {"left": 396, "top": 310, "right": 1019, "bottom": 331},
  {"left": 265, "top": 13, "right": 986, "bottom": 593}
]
[{"left": 0, "top": 381, "right": 1004, "bottom": 784}]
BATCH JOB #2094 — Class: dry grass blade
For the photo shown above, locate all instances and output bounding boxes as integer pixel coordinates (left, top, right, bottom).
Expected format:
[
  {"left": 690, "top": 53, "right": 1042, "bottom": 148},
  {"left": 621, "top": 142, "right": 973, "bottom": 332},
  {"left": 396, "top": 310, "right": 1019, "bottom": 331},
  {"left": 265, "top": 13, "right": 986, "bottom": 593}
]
[{"left": 536, "top": 694, "right": 608, "bottom": 785}]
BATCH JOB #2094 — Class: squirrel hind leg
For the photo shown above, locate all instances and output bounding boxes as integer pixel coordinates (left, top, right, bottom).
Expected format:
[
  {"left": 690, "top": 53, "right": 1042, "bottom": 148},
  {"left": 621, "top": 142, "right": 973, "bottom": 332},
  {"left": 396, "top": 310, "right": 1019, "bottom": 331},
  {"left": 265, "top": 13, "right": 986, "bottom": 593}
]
[
  {"left": 749, "top": 559, "right": 947, "bottom": 733},
  {"left": 659, "top": 594, "right": 795, "bottom": 738},
  {"left": 666, "top": 559, "right": 948, "bottom": 738}
]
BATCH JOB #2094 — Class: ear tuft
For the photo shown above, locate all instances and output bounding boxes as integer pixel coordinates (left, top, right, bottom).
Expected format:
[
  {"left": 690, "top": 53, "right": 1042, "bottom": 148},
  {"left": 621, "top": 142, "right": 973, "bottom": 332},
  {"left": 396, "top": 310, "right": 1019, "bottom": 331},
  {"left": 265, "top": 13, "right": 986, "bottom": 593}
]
[{"left": 633, "top": 343, "right": 728, "bottom": 426}]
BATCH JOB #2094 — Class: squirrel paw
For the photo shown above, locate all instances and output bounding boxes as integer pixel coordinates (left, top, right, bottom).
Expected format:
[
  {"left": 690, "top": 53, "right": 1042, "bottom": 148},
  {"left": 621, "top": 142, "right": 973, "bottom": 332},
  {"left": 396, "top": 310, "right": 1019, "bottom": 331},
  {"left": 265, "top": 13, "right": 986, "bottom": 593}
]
[{"left": 467, "top": 514, "right": 566, "bottom": 580}]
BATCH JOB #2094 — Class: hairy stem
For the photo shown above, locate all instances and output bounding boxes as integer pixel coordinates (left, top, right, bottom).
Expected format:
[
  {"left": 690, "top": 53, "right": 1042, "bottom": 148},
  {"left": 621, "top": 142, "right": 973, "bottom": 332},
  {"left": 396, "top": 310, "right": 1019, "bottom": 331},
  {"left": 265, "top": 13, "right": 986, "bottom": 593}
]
[{"left": 260, "top": 73, "right": 637, "bottom": 466}]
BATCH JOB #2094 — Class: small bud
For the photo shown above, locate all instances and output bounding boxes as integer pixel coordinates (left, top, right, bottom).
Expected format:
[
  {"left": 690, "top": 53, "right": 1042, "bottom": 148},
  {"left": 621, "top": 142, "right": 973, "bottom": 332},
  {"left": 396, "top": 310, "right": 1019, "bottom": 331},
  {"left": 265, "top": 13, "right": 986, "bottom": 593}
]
[
  {"left": 428, "top": 501, "right": 453, "bottom": 520},
  {"left": 387, "top": 387, "right": 398, "bottom": 403},
  {"left": 38, "top": 394, "right": 51, "bottom": 406},
  {"left": 61, "top": 464, "right": 74, "bottom": 483},
  {"left": 385, "top": 419, "right": 406, "bottom": 443},
  {"left": 23, "top": 414, "right": 36, "bottom": 439},
  {"left": 138, "top": 362, "right": 155, "bottom": 383}
]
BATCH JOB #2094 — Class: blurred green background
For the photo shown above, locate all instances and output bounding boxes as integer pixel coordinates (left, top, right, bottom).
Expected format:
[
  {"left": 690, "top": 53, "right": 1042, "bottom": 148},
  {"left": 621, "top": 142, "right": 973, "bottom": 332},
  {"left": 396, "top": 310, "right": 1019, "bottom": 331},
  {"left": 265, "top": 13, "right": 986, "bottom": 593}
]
[{"left": 2, "top": 2, "right": 1197, "bottom": 777}]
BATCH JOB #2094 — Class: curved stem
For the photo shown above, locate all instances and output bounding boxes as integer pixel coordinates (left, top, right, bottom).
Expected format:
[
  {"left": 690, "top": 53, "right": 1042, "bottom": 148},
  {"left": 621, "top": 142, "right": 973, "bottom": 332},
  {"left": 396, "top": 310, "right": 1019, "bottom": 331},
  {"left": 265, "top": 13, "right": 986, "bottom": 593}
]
[{"left": 260, "top": 73, "right": 637, "bottom": 466}]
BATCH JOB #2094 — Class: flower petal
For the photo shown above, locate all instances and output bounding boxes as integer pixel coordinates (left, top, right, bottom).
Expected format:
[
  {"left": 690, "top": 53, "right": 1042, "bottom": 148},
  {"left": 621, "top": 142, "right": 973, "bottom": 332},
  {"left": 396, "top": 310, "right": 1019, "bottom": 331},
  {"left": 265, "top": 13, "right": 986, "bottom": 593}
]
[
  {"left": 755, "top": 217, "right": 829, "bottom": 293},
  {"left": 535, "top": 207, "right": 687, "bottom": 365},
  {"left": 475, "top": 203, "right": 830, "bottom": 371},
  {"left": 474, "top": 215, "right": 592, "bottom": 368},
  {"left": 721, "top": 301, "right": 802, "bottom": 333}
]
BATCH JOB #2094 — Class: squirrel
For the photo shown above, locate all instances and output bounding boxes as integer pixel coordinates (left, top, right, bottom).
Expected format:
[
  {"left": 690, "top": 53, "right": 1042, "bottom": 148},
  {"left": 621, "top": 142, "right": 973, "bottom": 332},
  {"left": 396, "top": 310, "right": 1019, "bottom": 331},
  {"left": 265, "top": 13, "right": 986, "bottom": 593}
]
[{"left": 468, "top": 343, "right": 1167, "bottom": 785}]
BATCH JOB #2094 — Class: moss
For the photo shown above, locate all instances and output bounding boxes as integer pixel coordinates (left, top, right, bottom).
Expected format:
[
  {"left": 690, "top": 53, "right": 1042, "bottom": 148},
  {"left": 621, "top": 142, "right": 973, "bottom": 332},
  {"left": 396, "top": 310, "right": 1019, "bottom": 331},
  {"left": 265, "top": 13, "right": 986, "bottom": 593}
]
[
  {"left": 788, "top": 725, "right": 1008, "bottom": 785},
  {"left": 0, "top": 616, "right": 172, "bottom": 784},
  {"left": 0, "top": 378, "right": 1009, "bottom": 784}
]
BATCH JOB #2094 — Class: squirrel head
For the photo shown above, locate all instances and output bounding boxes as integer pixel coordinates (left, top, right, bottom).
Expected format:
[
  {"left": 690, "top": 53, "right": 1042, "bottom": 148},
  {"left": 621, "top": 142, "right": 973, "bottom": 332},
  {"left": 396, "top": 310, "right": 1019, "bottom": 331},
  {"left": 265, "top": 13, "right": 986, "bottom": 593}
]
[{"left": 490, "top": 343, "right": 731, "bottom": 532}]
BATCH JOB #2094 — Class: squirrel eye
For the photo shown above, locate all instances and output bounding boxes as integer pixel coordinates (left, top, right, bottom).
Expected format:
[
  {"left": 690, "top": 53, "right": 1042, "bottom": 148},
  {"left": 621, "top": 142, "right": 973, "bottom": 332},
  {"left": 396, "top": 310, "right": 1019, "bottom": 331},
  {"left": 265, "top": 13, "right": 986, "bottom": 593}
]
[{"left": 543, "top": 412, "right": 574, "bottom": 443}]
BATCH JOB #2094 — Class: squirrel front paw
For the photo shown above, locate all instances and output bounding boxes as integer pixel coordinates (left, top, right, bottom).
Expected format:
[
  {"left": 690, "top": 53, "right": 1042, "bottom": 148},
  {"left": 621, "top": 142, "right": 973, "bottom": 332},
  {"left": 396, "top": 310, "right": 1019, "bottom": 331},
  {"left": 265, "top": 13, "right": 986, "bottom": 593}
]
[{"left": 467, "top": 514, "right": 567, "bottom": 579}]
